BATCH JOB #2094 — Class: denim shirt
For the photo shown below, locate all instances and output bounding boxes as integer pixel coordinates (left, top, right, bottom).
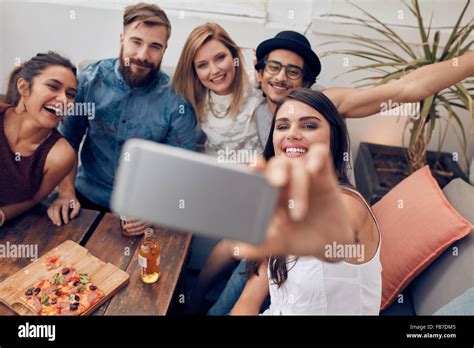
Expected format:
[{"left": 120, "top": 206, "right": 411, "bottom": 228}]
[{"left": 59, "top": 58, "right": 197, "bottom": 207}]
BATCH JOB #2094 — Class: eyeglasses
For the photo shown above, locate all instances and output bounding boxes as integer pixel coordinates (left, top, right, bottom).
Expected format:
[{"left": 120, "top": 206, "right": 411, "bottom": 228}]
[{"left": 264, "top": 60, "right": 304, "bottom": 80}]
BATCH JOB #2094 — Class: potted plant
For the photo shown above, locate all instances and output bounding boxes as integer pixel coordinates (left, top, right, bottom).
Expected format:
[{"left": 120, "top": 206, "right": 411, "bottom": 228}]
[{"left": 321, "top": 0, "right": 472, "bottom": 203}]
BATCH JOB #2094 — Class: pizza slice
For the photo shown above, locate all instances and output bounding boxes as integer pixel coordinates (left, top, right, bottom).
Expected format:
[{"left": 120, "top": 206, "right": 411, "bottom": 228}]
[
  {"left": 22, "top": 264, "right": 105, "bottom": 316},
  {"left": 44, "top": 255, "right": 60, "bottom": 271}
]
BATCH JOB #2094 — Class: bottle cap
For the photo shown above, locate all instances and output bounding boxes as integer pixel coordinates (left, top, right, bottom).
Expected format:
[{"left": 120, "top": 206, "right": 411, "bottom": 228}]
[{"left": 144, "top": 227, "right": 154, "bottom": 237}]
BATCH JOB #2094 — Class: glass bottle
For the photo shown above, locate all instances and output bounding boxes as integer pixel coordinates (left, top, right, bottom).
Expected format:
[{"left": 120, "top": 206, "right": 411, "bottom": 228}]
[{"left": 138, "top": 228, "right": 161, "bottom": 284}]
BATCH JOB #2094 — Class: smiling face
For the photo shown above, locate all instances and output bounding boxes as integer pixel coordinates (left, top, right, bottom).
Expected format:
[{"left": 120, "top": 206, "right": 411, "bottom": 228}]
[
  {"left": 258, "top": 49, "right": 304, "bottom": 111},
  {"left": 20, "top": 65, "right": 77, "bottom": 128},
  {"left": 119, "top": 22, "right": 167, "bottom": 87},
  {"left": 273, "top": 99, "right": 330, "bottom": 158},
  {"left": 193, "top": 39, "right": 236, "bottom": 96}
]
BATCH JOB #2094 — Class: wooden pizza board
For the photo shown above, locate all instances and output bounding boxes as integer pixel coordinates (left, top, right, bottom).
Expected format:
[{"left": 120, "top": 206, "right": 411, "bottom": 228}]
[{"left": 0, "top": 240, "right": 129, "bottom": 315}]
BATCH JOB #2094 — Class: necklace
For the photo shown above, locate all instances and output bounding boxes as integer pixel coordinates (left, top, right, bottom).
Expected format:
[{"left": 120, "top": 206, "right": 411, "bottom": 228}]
[{"left": 208, "top": 90, "right": 230, "bottom": 119}]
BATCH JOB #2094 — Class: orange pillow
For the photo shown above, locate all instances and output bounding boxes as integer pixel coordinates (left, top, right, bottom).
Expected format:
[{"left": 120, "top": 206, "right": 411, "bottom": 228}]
[{"left": 373, "top": 165, "right": 473, "bottom": 310}]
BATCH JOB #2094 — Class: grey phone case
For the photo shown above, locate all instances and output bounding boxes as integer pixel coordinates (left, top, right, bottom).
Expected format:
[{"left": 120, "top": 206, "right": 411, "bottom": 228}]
[{"left": 111, "top": 139, "right": 279, "bottom": 244}]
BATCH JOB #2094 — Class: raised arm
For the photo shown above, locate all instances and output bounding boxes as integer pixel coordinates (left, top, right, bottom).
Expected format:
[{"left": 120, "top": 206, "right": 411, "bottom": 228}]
[
  {"left": 232, "top": 144, "right": 363, "bottom": 261},
  {"left": 323, "top": 51, "right": 474, "bottom": 119},
  {"left": 231, "top": 262, "right": 269, "bottom": 315}
]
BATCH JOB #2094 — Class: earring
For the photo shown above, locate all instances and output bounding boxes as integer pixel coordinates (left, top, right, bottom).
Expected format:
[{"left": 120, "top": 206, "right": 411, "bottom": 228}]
[{"left": 16, "top": 100, "right": 26, "bottom": 114}]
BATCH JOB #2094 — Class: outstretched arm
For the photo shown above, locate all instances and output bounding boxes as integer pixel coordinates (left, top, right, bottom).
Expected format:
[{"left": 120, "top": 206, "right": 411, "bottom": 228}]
[
  {"left": 231, "top": 262, "right": 269, "bottom": 315},
  {"left": 233, "top": 144, "right": 363, "bottom": 261},
  {"left": 323, "top": 51, "right": 474, "bottom": 119}
]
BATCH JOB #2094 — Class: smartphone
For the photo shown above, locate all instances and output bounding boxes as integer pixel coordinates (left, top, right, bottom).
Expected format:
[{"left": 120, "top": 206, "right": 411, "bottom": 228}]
[{"left": 111, "top": 139, "right": 279, "bottom": 244}]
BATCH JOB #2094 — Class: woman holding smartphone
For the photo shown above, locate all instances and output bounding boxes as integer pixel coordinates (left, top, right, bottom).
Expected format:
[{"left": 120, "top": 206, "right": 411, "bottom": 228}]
[{"left": 228, "top": 88, "right": 382, "bottom": 315}]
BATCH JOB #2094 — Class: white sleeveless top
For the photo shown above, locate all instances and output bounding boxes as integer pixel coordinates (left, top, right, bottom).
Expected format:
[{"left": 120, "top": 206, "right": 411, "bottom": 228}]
[
  {"left": 200, "top": 71, "right": 263, "bottom": 159},
  {"left": 262, "top": 187, "right": 382, "bottom": 315}
]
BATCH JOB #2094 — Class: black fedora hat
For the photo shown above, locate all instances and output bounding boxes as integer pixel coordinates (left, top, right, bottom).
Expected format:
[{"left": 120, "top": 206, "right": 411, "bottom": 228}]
[{"left": 256, "top": 31, "right": 321, "bottom": 82}]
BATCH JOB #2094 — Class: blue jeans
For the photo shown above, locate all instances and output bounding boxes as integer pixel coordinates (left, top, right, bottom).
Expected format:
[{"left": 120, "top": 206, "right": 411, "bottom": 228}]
[{"left": 208, "top": 260, "right": 270, "bottom": 315}]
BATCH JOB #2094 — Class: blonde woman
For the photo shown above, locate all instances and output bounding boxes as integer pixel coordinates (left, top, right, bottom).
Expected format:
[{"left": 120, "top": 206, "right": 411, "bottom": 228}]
[
  {"left": 173, "top": 22, "right": 263, "bottom": 158},
  {"left": 174, "top": 23, "right": 265, "bottom": 314}
]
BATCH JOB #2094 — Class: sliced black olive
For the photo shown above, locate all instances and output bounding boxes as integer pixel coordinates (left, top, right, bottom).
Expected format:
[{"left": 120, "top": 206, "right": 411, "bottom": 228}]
[
  {"left": 50, "top": 298, "right": 57, "bottom": 305},
  {"left": 55, "top": 289, "right": 62, "bottom": 296},
  {"left": 25, "top": 289, "right": 33, "bottom": 296},
  {"left": 89, "top": 285, "right": 97, "bottom": 291},
  {"left": 70, "top": 303, "right": 79, "bottom": 311},
  {"left": 34, "top": 287, "right": 41, "bottom": 294},
  {"left": 74, "top": 294, "right": 80, "bottom": 301},
  {"left": 61, "top": 268, "right": 70, "bottom": 275}
]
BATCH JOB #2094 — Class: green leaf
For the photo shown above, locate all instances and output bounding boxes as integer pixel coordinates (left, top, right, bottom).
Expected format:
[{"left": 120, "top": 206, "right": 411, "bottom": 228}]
[
  {"left": 379, "top": 70, "right": 410, "bottom": 85},
  {"left": 413, "top": 0, "right": 433, "bottom": 60},
  {"left": 440, "top": 0, "right": 471, "bottom": 59},
  {"left": 438, "top": 96, "right": 469, "bottom": 171},
  {"left": 80, "top": 275, "right": 90, "bottom": 284},
  {"left": 445, "top": 31, "right": 471, "bottom": 61},
  {"left": 402, "top": 0, "right": 417, "bottom": 17},
  {"left": 41, "top": 293, "right": 49, "bottom": 305},
  {"left": 352, "top": 33, "right": 409, "bottom": 62},
  {"left": 426, "top": 99, "right": 438, "bottom": 144},
  {"left": 348, "top": 1, "right": 418, "bottom": 59},
  {"left": 409, "top": 96, "right": 434, "bottom": 149},
  {"left": 445, "top": 24, "right": 473, "bottom": 60},
  {"left": 454, "top": 83, "right": 473, "bottom": 113},
  {"left": 322, "top": 12, "right": 416, "bottom": 59},
  {"left": 460, "top": 39, "right": 473, "bottom": 55},
  {"left": 438, "top": 96, "right": 468, "bottom": 148},
  {"left": 52, "top": 273, "right": 63, "bottom": 285},
  {"left": 320, "top": 50, "right": 392, "bottom": 63},
  {"left": 431, "top": 31, "right": 440, "bottom": 59},
  {"left": 321, "top": 36, "right": 407, "bottom": 63},
  {"left": 446, "top": 103, "right": 470, "bottom": 110},
  {"left": 322, "top": 46, "right": 405, "bottom": 63}
]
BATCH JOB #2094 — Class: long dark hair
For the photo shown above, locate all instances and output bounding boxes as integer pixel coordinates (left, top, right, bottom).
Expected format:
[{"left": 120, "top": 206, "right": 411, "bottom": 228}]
[
  {"left": 4, "top": 51, "right": 77, "bottom": 107},
  {"left": 246, "top": 88, "right": 352, "bottom": 287}
]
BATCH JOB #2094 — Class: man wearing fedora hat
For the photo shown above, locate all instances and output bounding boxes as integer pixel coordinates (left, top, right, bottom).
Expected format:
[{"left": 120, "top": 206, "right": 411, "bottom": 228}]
[
  {"left": 254, "top": 30, "right": 474, "bottom": 148},
  {"left": 254, "top": 31, "right": 320, "bottom": 147}
]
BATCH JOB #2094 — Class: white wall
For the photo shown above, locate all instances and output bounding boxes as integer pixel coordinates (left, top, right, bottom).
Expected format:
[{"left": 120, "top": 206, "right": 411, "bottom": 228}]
[{"left": 1, "top": 0, "right": 472, "bottom": 170}]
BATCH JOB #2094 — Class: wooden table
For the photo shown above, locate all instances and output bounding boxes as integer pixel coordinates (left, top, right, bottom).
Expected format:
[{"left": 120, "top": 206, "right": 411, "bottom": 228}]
[
  {"left": 85, "top": 213, "right": 192, "bottom": 315},
  {"left": 0, "top": 205, "right": 192, "bottom": 316},
  {"left": 0, "top": 202, "right": 100, "bottom": 315}
]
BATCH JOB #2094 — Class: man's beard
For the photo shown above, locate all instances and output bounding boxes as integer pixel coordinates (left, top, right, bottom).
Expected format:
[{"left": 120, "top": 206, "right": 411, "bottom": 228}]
[{"left": 118, "top": 47, "right": 161, "bottom": 88}]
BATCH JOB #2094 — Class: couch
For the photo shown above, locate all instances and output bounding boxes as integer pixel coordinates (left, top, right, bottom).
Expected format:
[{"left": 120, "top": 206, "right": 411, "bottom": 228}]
[{"left": 381, "top": 178, "right": 474, "bottom": 315}]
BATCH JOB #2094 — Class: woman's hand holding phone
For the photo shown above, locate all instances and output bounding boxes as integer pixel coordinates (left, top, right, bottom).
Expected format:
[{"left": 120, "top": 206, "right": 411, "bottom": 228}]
[{"left": 234, "top": 144, "right": 355, "bottom": 260}]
